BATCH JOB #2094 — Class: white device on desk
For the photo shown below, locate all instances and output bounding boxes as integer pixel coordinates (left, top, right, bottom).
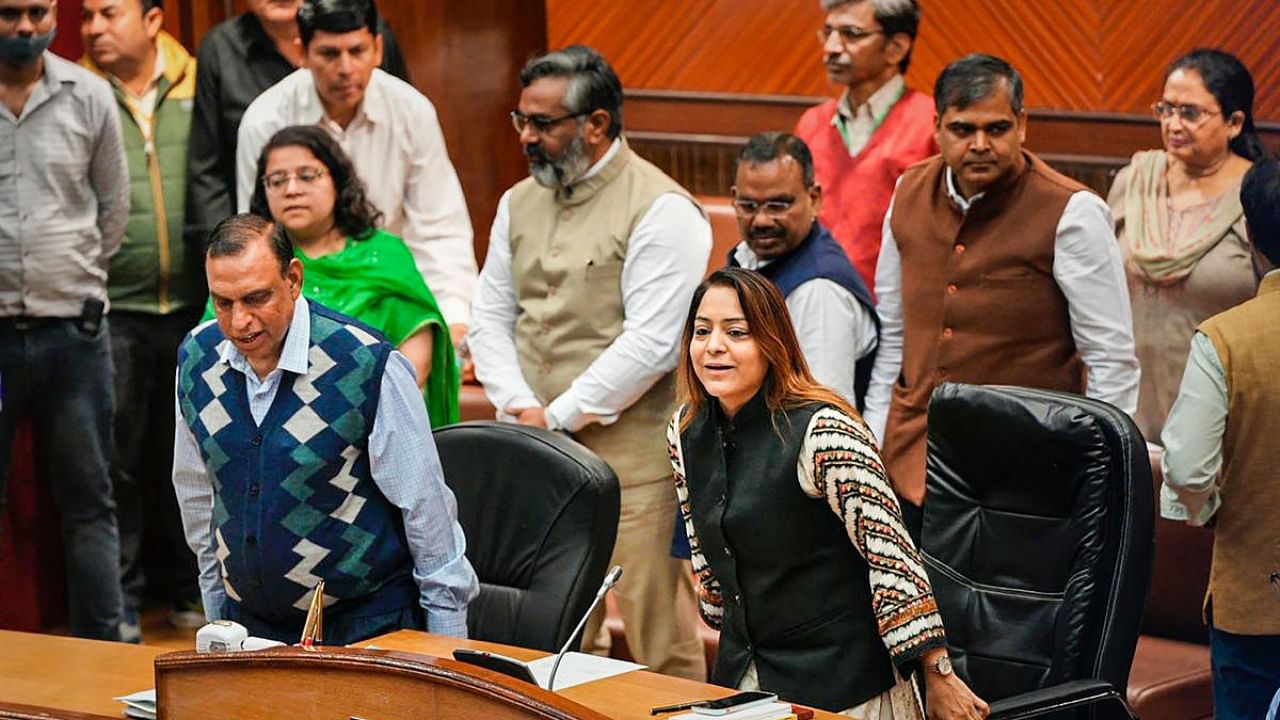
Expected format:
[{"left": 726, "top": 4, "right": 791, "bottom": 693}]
[{"left": 195, "top": 620, "right": 286, "bottom": 653}]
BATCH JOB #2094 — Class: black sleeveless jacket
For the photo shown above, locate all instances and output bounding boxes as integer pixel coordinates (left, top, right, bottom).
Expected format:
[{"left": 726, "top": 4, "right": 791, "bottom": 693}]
[{"left": 679, "top": 392, "right": 897, "bottom": 711}]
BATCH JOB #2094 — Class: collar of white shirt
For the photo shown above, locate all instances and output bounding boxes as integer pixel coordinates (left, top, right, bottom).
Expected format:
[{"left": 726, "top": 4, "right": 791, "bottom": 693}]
[
  {"left": 734, "top": 241, "right": 779, "bottom": 271},
  {"left": 291, "top": 67, "right": 391, "bottom": 131},
  {"left": 833, "top": 74, "right": 906, "bottom": 125},
  {"left": 217, "top": 295, "right": 311, "bottom": 379},
  {"left": 578, "top": 136, "right": 622, "bottom": 182},
  {"left": 944, "top": 165, "right": 987, "bottom": 214}
]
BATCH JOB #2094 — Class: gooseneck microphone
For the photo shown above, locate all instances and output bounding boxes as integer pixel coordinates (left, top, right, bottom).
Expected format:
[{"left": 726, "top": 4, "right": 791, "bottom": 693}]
[{"left": 547, "top": 565, "right": 623, "bottom": 691}]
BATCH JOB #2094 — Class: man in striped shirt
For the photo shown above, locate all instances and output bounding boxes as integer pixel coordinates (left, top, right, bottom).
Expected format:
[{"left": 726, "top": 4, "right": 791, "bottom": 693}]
[{"left": 0, "top": 0, "right": 130, "bottom": 641}]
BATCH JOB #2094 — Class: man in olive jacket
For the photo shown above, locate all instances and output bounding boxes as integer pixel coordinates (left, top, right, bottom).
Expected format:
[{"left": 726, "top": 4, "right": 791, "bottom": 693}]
[{"left": 80, "top": 0, "right": 205, "bottom": 642}]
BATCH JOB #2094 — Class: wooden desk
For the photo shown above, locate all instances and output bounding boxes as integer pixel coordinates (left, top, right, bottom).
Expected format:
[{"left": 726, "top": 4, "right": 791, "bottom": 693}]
[
  {"left": 365, "top": 630, "right": 841, "bottom": 720},
  {"left": 0, "top": 630, "right": 160, "bottom": 718},
  {"left": 0, "top": 629, "right": 840, "bottom": 720}
]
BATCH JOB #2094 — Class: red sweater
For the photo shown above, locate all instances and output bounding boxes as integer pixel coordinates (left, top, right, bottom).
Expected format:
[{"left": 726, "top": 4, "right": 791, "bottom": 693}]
[{"left": 795, "top": 90, "right": 938, "bottom": 293}]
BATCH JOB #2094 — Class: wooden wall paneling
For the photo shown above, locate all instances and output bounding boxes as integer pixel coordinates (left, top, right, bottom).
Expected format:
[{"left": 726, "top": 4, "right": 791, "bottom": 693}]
[
  {"left": 549, "top": 0, "right": 1280, "bottom": 122},
  {"left": 380, "top": 1, "right": 548, "bottom": 265},
  {"left": 1100, "top": 0, "right": 1280, "bottom": 117},
  {"left": 547, "top": 0, "right": 829, "bottom": 96},
  {"left": 624, "top": 92, "right": 1280, "bottom": 199},
  {"left": 164, "top": 0, "right": 240, "bottom": 54}
]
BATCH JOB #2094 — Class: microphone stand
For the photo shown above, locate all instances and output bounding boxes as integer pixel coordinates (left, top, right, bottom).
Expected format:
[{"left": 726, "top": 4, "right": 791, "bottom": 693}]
[{"left": 547, "top": 565, "right": 622, "bottom": 691}]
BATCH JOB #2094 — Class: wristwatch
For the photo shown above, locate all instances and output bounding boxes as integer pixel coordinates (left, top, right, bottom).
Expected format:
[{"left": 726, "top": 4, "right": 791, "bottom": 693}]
[{"left": 926, "top": 654, "right": 954, "bottom": 676}]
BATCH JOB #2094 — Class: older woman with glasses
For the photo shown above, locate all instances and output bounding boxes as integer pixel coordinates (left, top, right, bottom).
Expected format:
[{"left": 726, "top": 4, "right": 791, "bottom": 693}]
[
  {"left": 1107, "top": 48, "right": 1268, "bottom": 442},
  {"left": 207, "top": 124, "right": 459, "bottom": 426}
]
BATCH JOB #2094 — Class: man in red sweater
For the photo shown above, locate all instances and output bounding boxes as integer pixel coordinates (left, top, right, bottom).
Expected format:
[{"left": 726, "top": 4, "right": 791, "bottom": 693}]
[{"left": 795, "top": 0, "right": 937, "bottom": 292}]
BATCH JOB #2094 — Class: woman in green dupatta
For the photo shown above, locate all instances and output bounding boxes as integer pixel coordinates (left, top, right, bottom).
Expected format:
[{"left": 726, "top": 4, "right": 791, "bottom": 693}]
[{"left": 247, "top": 125, "right": 459, "bottom": 426}]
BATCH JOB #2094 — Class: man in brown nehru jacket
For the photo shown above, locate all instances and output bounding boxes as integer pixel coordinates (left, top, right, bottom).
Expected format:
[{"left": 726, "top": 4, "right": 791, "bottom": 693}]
[
  {"left": 862, "top": 53, "right": 1140, "bottom": 537},
  {"left": 469, "top": 45, "right": 710, "bottom": 679},
  {"left": 1161, "top": 156, "right": 1280, "bottom": 720}
]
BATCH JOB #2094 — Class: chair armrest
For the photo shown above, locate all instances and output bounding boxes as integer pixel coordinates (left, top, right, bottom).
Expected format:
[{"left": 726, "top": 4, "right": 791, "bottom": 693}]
[{"left": 987, "top": 679, "right": 1136, "bottom": 720}]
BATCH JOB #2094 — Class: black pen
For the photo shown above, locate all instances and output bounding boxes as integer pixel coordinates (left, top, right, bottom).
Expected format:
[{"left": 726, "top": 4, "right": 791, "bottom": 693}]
[{"left": 650, "top": 699, "right": 710, "bottom": 715}]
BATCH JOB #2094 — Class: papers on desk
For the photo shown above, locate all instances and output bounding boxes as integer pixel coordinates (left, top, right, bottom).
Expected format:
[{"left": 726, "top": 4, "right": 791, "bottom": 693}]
[
  {"left": 114, "top": 689, "right": 156, "bottom": 719},
  {"left": 525, "top": 652, "right": 645, "bottom": 690},
  {"left": 670, "top": 702, "right": 798, "bottom": 720}
]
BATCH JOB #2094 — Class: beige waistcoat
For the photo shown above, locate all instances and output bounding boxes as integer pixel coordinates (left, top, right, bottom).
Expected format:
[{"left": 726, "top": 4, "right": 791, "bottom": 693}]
[
  {"left": 510, "top": 140, "right": 698, "bottom": 486},
  {"left": 1197, "top": 273, "right": 1280, "bottom": 635}
]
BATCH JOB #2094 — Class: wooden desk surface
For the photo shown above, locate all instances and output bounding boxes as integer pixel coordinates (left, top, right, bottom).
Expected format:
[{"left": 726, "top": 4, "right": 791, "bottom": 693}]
[
  {"left": 0, "top": 629, "right": 840, "bottom": 720},
  {"left": 0, "top": 630, "right": 161, "bottom": 718},
  {"left": 365, "top": 630, "right": 842, "bottom": 720}
]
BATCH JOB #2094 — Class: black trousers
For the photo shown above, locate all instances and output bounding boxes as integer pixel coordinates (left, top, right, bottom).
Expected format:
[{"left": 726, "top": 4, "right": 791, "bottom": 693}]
[{"left": 110, "top": 309, "right": 202, "bottom": 610}]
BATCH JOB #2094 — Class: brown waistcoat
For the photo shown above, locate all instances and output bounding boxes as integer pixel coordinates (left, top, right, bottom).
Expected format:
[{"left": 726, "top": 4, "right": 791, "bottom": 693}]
[
  {"left": 885, "top": 153, "right": 1087, "bottom": 504},
  {"left": 1197, "top": 273, "right": 1280, "bottom": 635},
  {"left": 509, "top": 140, "right": 699, "bottom": 486}
]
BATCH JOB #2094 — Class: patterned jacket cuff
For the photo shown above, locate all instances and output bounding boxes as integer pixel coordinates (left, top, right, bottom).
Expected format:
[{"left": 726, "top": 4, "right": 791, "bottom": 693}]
[{"left": 880, "top": 595, "right": 947, "bottom": 666}]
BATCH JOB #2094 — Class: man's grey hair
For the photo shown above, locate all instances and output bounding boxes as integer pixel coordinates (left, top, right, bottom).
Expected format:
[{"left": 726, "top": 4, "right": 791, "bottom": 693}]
[
  {"left": 819, "top": 0, "right": 920, "bottom": 72},
  {"left": 520, "top": 45, "right": 624, "bottom": 140}
]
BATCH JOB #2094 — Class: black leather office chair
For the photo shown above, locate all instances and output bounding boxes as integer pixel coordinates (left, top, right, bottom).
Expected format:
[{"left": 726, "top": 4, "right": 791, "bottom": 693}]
[
  {"left": 434, "top": 421, "right": 620, "bottom": 653},
  {"left": 922, "top": 384, "right": 1154, "bottom": 720}
]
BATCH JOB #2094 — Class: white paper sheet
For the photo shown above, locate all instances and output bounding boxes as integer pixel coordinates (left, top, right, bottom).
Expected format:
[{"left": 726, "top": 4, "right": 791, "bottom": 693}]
[
  {"left": 525, "top": 651, "right": 646, "bottom": 690},
  {"left": 114, "top": 689, "right": 156, "bottom": 719}
]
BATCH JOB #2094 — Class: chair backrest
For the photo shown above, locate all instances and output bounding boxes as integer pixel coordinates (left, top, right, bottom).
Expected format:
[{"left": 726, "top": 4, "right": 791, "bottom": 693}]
[
  {"left": 435, "top": 421, "right": 620, "bottom": 653},
  {"left": 922, "top": 383, "right": 1154, "bottom": 702},
  {"left": 1142, "top": 449, "right": 1212, "bottom": 645}
]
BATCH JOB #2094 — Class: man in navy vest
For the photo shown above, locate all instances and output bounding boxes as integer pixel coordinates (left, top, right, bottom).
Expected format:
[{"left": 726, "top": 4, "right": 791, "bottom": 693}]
[
  {"left": 171, "top": 214, "right": 477, "bottom": 645},
  {"left": 728, "top": 132, "right": 879, "bottom": 408}
]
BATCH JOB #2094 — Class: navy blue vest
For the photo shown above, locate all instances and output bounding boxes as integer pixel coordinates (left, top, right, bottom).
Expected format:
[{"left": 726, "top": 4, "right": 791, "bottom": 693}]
[
  {"left": 176, "top": 300, "right": 417, "bottom": 626},
  {"left": 729, "top": 222, "right": 880, "bottom": 408}
]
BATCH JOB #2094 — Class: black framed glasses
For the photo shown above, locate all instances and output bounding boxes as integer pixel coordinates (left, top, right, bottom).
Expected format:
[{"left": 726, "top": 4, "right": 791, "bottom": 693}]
[
  {"left": 1151, "top": 101, "right": 1220, "bottom": 125},
  {"left": 510, "top": 110, "right": 592, "bottom": 135},
  {"left": 817, "top": 24, "right": 884, "bottom": 45}
]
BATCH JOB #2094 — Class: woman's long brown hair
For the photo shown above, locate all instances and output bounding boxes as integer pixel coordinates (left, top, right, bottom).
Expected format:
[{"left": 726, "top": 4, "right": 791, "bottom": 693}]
[{"left": 677, "top": 267, "right": 858, "bottom": 432}]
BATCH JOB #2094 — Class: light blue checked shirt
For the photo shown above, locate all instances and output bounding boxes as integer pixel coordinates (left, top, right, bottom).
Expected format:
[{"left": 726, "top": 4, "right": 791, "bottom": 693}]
[{"left": 172, "top": 297, "right": 478, "bottom": 637}]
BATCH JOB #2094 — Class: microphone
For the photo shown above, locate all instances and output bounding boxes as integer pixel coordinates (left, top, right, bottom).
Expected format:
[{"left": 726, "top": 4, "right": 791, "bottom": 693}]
[{"left": 546, "top": 565, "right": 623, "bottom": 691}]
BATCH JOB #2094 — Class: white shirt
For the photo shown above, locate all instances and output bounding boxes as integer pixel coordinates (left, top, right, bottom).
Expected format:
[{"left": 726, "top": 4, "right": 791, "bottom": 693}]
[
  {"left": 732, "top": 241, "right": 878, "bottom": 406},
  {"left": 863, "top": 167, "right": 1140, "bottom": 442},
  {"left": 469, "top": 139, "right": 712, "bottom": 432},
  {"left": 1159, "top": 331, "right": 1230, "bottom": 526},
  {"left": 236, "top": 68, "right": 476, "bottom": 325}
]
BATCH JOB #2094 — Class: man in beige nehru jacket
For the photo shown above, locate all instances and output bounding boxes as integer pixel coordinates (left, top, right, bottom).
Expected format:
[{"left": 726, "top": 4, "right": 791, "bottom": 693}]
[{"left": 469, "top": 45, "right": 710, "bottom": 680}]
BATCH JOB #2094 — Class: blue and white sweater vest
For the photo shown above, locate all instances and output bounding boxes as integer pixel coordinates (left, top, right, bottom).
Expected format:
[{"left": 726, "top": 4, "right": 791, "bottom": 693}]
[{"left": 177, "top": 300, "right": 416, "bottom": 622}]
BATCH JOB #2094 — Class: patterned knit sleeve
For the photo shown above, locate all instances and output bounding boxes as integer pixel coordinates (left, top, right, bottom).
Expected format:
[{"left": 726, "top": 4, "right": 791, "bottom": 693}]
[
  {"left": 797, "top": 406, "right": 946, "bottom": 667},
  {"left": 668, "top": 408, "right": 723, "bottom": 629}
]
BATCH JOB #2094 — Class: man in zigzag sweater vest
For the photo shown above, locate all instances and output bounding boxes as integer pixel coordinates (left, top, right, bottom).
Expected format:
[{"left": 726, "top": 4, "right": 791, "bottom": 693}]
[{"left": 172, "top": 214, "right": 477, "bottom": 645}]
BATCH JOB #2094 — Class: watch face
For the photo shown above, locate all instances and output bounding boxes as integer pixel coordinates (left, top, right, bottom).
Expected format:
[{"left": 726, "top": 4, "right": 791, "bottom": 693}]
[{"left": 936, "top": 655, "right": 954, "bottom": 675}]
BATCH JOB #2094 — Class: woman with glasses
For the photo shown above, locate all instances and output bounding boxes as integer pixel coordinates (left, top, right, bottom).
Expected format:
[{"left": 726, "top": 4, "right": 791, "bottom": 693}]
[
  {"left": 670, "top": 267, "right": 987, "bottom": 719},
  {"left": 225, "top": 124, "right": 459, "bottom": 426},
  {"left": 1107, "top": 49, "right": 1267, "bottom": 441}
]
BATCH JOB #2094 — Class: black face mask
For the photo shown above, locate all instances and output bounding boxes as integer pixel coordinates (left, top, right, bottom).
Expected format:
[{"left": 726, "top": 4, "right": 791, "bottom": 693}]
[{"left": 0, "top": 28, "right": 55, "bottom": 68}]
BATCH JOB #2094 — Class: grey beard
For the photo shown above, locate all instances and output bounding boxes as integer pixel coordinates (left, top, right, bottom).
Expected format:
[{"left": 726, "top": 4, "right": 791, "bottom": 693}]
[{"left": 529, "top": 132, "right": 591, "bottom": 190}]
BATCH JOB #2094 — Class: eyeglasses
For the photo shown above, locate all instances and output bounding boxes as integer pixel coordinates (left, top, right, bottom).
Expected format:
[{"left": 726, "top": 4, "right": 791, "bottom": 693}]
[
  {"left": 1151, "top": 102, "right": 1220, "bottom": 125},
  {"left": 263, "top": 167, "right": 327, "bottom": 192},
  {"left": 510, "top": 110, "right": 592, "bottom": 135},
  {"left": 817, "top": 25, "right": 884, "bottom": 45},
  {"left": 732, "top": 198, "right": 796, "bottom": 218}
]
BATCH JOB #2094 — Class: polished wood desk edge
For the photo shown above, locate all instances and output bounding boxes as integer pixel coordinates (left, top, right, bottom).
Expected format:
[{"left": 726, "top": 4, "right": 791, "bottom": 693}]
[
  {"left": 0, "top": 701, "right": 115, "bottom": 720},
  {"left": 155, "top": 646, "right": 611, "bottom": 720}
]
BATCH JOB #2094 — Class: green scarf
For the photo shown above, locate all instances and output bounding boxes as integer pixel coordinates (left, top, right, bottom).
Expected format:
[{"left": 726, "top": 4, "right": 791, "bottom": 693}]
[{"left": 202, "top": 229, "right": 460, "bottom": 427}]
